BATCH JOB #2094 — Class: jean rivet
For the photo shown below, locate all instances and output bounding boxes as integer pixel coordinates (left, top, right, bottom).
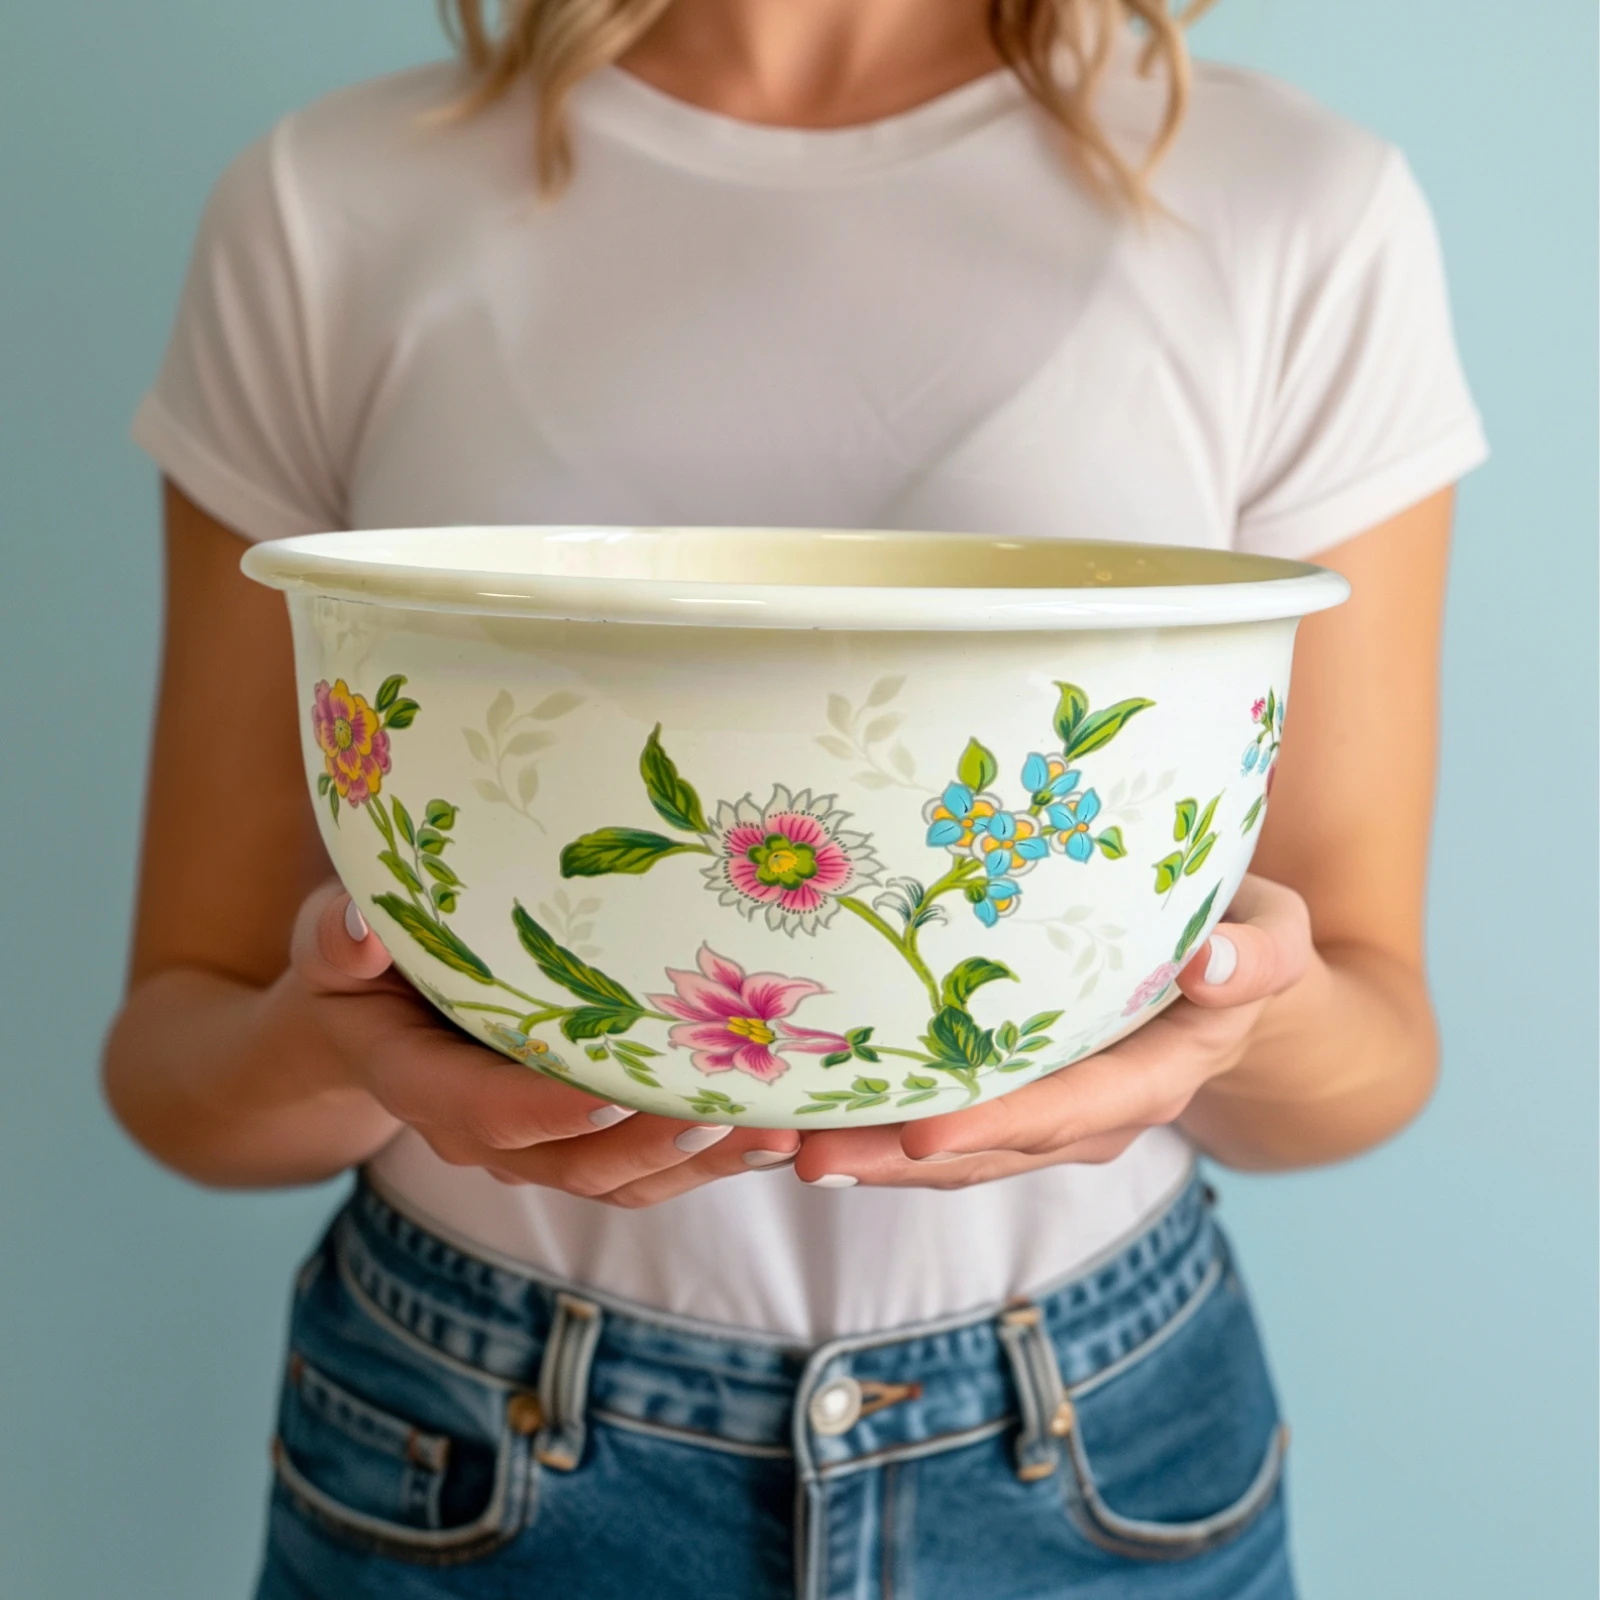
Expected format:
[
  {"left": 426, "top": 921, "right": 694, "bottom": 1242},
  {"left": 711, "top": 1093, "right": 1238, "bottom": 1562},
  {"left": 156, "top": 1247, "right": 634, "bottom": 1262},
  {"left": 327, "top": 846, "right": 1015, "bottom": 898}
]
[
  {"left": 506, "top": 1392, "right": 544, "bottom": 1435},
  {"left": 1049, "top": 1398, "right": 1076, "bottom": 1437},
  {"left": 808, "top": 1376, "right": 863, "bottom": 1436}
]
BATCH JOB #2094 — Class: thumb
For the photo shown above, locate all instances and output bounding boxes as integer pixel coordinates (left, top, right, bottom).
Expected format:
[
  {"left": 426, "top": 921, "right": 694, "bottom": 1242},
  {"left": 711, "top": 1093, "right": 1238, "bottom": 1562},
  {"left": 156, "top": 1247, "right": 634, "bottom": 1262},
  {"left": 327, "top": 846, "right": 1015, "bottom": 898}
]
[{"left": 290, "top": 879, "right": 395, "bottom": 995}]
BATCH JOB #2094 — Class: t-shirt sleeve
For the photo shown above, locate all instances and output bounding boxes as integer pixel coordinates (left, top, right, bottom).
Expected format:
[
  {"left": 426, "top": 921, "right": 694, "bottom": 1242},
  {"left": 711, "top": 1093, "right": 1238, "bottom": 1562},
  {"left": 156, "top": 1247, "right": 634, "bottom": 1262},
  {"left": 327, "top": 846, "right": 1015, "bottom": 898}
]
[
  {"left": 1234, "top": 148, "right": 1487, "bottom": 560},
  {"left": 131, "top": 123, "right": 343, "bottom": 543}
]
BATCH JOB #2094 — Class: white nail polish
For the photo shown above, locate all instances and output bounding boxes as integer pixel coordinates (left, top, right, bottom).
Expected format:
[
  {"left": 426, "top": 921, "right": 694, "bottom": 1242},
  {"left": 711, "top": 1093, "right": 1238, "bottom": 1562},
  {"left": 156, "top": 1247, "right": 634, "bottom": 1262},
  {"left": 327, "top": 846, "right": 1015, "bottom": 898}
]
[
  {"left": 588, "top": 1105, "right": 636, "bottom": 1130},
  {"left": 743, "top": 1148, "right": 798, "bottom": 1169},
  {"left": 1204, "top": 934, "right": 1237, "bottom": 985},
  {"left": 804, "top": 1173, "right": 858, "bottom": 1188},
  {"left": 675, "top": 1124, "right": 732, "bottom": 1155},
  {"left": 344, "top": 901, "right": 369, "bottom": 942}
]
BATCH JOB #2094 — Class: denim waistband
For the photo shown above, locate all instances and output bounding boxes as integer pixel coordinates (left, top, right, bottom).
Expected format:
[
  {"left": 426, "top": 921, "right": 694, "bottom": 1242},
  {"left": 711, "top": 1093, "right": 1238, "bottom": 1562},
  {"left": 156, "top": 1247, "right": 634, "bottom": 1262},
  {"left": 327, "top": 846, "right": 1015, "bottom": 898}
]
[{"left": 332, "top": 1169, "right": 1218, "bottom": 1483}]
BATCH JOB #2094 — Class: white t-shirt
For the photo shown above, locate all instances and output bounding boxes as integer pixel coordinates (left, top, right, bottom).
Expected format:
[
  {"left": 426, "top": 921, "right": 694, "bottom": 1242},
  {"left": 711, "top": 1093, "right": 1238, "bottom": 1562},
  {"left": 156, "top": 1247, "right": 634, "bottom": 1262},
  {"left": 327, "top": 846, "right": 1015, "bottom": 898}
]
[{"left": 133, "top": 48, "right": 1485, "bottom": 1342}]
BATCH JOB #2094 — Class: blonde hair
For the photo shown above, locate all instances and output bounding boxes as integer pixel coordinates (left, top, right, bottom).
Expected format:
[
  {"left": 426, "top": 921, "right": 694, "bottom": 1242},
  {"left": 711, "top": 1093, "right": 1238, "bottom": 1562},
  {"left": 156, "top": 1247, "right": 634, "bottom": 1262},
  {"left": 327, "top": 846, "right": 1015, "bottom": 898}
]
[{"left": 439, "top": 0, "right": 1211, "bottom": 205}]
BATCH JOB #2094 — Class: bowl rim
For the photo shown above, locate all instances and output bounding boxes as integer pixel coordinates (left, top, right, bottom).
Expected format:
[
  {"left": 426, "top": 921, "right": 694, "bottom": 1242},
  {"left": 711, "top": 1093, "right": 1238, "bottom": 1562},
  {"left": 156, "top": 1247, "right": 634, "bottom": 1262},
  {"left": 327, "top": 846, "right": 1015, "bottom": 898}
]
[{"left": 241, "top": 526, "right": 1351, "bottom": 631}]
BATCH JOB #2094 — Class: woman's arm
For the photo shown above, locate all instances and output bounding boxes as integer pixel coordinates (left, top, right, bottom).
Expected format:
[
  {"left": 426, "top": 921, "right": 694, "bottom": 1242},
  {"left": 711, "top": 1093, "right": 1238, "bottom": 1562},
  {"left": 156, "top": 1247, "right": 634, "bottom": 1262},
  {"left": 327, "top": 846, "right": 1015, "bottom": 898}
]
[
  {"left": 1175, "top": 489, "right": 1451, "bottom": 1168},
  {"left": 775, "top": 489, "right": 1455, "bottom": 1193},
  {"left": 103, "top": 484, "right": 799, "bottom": 1190}
]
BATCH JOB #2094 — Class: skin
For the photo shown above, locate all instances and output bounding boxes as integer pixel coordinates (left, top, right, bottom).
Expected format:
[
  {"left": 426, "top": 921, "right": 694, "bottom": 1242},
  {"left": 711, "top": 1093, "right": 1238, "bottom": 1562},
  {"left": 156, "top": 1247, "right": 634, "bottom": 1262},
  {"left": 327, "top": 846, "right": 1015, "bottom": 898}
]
[{"left": 104, "top": 0, "right": 1453, "bottom": 1206}]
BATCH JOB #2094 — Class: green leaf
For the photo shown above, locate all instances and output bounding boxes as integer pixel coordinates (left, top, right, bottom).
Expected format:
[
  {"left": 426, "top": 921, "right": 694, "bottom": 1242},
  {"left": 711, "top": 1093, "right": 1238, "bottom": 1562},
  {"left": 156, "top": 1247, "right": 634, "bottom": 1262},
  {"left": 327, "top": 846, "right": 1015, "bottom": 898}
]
[
  {"left": 511, "top": 903, "right": 638, "bottom": 1009},
  {"left": 1052, "top": 681, "right": 1090, "bottom": 744},
  {"left": 429, "top": 884, "right": 459, "bottom": 914},
  {"left": 1096, "top": 827, "right": 1126, "bottom": 860},
  {"left": 940, "top": 956, "right": 1017, "bottom": 1009},
  {"left": 316, "top": 772, "right": 331, "bottom": 795},
  {"left": 392, "top": 798, "right": 416, "bottom": 847},
  {"left": 926, "top": 1005, "right": 994, "bottom": 1069},
  {"left": 822, "top": 1049, "right": 852, "bottom": 1067},
  {"left": 1064, "top": 697, "right": 1154, "bottom": 759},
  {"left": 383, "top": 699, "right": 420, "bottom": 730},
  {"left": 378, "top": 850, "right": 425, "bottom": 895},
  {"left": 902, "top": 1073, "right": 939, "bottom": 1090},
  {"left": 996, "top": 1021, "right": 1020, "bottom": 1054},
  {"left": 1154, "top": 853, "right": 1184, "bottom": 895},
  {"left": 327, "top": 789, "right": 340, "bottom": 825},
  {"left": 560, "top": 1006, "right": 643, "bottom": 1042},
  {"left": 612, "top": 1041, "right": 661, "bottom": 1059},
  {"left": 1021, "top": 1010, "right": 1062, "bottom": 1036},
  {"left": 1174, "top": 798, "right": 1198, "bottom": 842},
  {"left": 621, "top": 1061, "right": 661, "bottom": 1088},
  {"left": 585, "top": 1045, "right": 609, "bottom": 1061},
  {"left": 1015, "top": 1037, "right": 1053, "bottom": 1052},
  {"left": 560, "top": 827, "right": 700, "bottom": 877},
  {"left": 417, "top": 829, "right": 448, "bottom": 855},
  {"left": 1173, "top": 882, "right": 1223, "bottom": 962},
  {"left": 376, "top": 675, "right": 406, "bottom": 712},
  {"left": 852, "top": 1076, "right": 890, "bottom": 1095},
  {"left": 897, "top": 1090, "right": 940, "bottom": 1107},
  {"left": 1194, "top": 793, "right": 1221, "bottom": 842},
  {"left": 1239, "top": 794, "right": 1266, "bottom": 835},
  {"left": 639, "top": 725, "right": 709, "bottom": 833},
  {"left": 956, "top": 737, "right": 999, "bottom": 792},
  {"left": 846, "top": 1026, "right": 875, "bottom": 1047},
  {"left": 371, "top": 893, "right": 494, "bottom": 984},
  {"left": 424, "top": 800, "right": 458, "bottom": 830},
  {"left": 422, "top": 855, "right": 462, "bottom": 887},
  {"left": 1183, "top": 833, "right": 1217, "bottom": 876},
  {"left": 1264, "top": 688, "right": 1277, "bottom": 730}
]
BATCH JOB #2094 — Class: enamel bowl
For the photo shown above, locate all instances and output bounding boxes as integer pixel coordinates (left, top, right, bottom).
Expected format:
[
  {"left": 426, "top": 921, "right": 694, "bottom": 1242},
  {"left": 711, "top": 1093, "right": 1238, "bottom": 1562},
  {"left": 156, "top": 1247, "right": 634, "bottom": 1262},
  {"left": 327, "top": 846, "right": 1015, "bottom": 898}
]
[{"left": 243, "top": 528, "right": 1346, "bottom": 1128}]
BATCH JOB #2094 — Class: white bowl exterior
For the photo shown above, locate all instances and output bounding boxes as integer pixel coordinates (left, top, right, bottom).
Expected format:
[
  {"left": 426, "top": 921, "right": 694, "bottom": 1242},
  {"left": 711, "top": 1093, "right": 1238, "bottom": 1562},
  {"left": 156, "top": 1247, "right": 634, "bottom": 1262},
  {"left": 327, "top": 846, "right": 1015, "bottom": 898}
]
[{"left": 290, "top": 596, "right": 1296, "bottom": 1127}]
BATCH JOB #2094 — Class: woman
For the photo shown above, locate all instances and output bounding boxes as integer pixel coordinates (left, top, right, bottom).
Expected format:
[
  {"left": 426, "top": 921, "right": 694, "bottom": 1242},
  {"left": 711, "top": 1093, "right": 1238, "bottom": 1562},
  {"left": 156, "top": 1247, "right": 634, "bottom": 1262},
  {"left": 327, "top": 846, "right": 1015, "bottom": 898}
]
[{"left": 109, "top": 1, "right": 1485, "bottom": 1595}]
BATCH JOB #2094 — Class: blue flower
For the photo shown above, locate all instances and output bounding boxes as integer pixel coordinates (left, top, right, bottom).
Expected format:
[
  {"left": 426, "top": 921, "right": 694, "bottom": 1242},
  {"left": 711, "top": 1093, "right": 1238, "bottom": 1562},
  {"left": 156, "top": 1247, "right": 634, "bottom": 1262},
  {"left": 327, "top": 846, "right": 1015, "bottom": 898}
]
[
  {"left": 1241, "top": 743, "right": 1259, "bottom": 775},
  {"left": 974, "top": 809, "right": 1051, "bottom": 877},
  {"left": 1022, "top": 752, "right": 1082, "bottom": 802},
  {"left": 970, "top": 874, "right": 1021, "bottom": 927},
  {"left": 923, "top": 782, "right": 1003, "bottom": 853},
  {"left": 1047, "top": 788, "right": 1102, "bottom": 861}
]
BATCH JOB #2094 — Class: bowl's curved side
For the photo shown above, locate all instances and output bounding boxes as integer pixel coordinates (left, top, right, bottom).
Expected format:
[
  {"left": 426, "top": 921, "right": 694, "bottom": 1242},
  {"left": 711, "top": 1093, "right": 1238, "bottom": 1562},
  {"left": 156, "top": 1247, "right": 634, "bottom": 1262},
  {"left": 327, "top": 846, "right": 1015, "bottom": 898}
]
[{"left": 285, "top": 596, "right": 1295, "bottom": 1127}]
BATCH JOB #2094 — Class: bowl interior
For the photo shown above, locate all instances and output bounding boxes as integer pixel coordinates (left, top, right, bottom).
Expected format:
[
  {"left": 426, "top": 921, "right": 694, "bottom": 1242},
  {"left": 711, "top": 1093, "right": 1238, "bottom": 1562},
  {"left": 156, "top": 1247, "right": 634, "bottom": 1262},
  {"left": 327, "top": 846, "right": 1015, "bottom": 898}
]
[{"left": 254, "top": 526, "right": 1305, "bottom": 590}]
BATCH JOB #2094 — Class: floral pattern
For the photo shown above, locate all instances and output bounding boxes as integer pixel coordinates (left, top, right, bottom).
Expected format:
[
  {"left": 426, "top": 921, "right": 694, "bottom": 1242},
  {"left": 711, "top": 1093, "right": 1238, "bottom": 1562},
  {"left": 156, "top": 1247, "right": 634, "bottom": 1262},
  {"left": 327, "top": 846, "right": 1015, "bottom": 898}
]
[
  {"left": 649, "top": 945, "right": 849, "bottom": 1082},
  {"left": 312, "top": 667, "right": 1256, "bottom": 1121},
  {"left": 312, "top": 679, "right": 392, "bottom": 808},
  {"left": 702, "top": 786, "right": 881, "bottom": 934},
  {"left": 1239, "top": 689, "right": 1285, "bottom": 835}
]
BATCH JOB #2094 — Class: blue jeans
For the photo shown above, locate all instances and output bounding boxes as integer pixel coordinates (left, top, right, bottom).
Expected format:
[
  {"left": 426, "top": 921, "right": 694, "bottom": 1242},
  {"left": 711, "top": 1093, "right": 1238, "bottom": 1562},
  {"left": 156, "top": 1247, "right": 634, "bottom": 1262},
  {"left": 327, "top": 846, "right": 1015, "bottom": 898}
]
[{"left": 255, "top": 1175, "right": 1295, "bottom": 1599}]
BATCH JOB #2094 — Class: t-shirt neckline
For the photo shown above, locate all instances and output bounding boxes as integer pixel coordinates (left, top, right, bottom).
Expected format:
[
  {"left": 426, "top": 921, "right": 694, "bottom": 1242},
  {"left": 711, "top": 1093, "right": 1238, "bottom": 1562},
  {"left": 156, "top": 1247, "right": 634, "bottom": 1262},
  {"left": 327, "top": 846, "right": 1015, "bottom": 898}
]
[{"left": 571, "top": 63, "right": 1029, "bottom": 183}]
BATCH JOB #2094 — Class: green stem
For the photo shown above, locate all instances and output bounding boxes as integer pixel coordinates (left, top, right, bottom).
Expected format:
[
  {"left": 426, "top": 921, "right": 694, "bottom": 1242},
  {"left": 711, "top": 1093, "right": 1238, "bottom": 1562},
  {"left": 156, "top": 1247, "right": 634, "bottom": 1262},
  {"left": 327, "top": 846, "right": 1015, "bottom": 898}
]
[
  {"left": 837, "top": 896, "right": 941, "bottom": 1013},
  {"left": 367, "top": 797, "right": 430, "bottom": 919},
  {"left": 876, "top": 1046, "right": 938, "bottom": 1063},
  {"left": 450, "top": 1002, "right": 526, "bottom": 1018},
  {"left": 899, "top": 859, "right": 983, "bottom": 990}
]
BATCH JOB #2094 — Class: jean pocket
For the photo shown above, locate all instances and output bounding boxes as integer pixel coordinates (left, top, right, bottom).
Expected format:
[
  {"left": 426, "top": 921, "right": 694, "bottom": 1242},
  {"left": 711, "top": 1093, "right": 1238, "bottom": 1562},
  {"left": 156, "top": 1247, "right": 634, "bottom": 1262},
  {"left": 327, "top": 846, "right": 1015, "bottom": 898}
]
[
  {"left": 1059, "top": 1253, "right": 1288, "bottom": 1562},
  {"left": 270, "top": 1246, "right": 535, "bottom": 1566}
]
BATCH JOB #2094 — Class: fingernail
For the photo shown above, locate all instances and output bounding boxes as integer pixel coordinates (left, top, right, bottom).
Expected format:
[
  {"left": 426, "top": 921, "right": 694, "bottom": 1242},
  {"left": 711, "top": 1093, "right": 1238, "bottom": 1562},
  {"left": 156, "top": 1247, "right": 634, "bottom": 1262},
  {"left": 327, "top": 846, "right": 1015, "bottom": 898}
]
[
  {"left": 1204, "top": 934, "right": 1237, "bottom": 985},
  {"left": 803, "top": 1173, "right": 858, "bottom": 1188},
  {"left": 743, "top": 1148, "right": 798, "bottom": 1168},
  {"left": 344, "top": 901, "right": 369, "bottom": 942},
  {"left": 911, "top": 1151, "right": 966, "bottom": 1164},
  {"left": 675, "top": 1125, "right": 732, "bottom": 1155},
  {"left": 588, "top": 1105, "right": 636, "bottom": 1130}
]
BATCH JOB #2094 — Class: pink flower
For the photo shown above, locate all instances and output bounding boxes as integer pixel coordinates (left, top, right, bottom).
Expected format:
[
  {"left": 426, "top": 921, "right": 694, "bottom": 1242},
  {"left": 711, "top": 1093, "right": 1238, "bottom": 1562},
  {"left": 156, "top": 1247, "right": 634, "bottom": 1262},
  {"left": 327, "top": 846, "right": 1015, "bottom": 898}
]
[
  {"left": 311, "top": 679, "right": 391, "bottom": 806},
  {"left": 1250, "top": 697, "right": 1267, "bottom": 723},
  {"left": 649, "top": 945, "right": 848, "bottom": 1082},
  {"left": 1123, "top": 962, "right": 1180, "bottom": 1017},
  {"left": 702, "top": 786, "right": 881, "bottom": 935}
]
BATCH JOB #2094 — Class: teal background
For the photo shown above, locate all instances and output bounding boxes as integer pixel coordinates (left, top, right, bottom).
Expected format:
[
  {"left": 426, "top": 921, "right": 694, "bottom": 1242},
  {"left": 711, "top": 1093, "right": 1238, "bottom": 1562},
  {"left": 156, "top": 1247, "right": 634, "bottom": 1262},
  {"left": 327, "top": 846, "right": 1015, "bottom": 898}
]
[{"left": 1, "top": 2, "right": 1594, "bottom": 1594}]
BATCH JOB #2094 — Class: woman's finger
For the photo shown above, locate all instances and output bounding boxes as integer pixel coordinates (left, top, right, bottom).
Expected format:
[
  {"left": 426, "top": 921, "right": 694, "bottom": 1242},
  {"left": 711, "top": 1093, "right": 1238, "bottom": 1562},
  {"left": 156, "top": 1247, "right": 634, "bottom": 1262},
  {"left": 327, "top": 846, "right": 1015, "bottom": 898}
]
[
  {"left": 1175, "top": 873, "right": 1311, "bottom": 1010},
  {"left": 896, "top": 1005, "right": 1240, "bottom": 1162},
  {"left": 290, "top": 880, "right": 395, "bottom": 992},
  {"left": 600, "top": 1129, "right": 802, "bottom": 1208}
]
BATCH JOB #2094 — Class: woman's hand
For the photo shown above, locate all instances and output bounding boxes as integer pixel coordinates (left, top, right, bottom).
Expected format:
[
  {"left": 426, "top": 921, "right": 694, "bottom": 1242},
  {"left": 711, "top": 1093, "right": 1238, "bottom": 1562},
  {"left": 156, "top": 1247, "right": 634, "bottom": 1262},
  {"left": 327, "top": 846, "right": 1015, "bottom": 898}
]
[
  {"left": 790, "top": 876, "right": 1313, "bottom": 1189},
  {"left": 286, "top": 881, "right": 801, "bottom": 1204}
]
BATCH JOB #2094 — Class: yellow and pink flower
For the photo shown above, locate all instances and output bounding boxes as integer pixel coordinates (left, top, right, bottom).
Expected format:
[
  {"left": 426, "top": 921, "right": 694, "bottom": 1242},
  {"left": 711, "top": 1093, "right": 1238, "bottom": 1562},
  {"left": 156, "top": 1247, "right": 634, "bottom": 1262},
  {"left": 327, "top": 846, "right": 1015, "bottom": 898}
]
[
  {"left": 702, "top": 786, "right": 880, "bottom": 935},
  {"left": 311, "top": 679, "right": 391, "bottom": 807},
  {"left": 649, "top": 945, "right": 850, "bottom": 1082}
]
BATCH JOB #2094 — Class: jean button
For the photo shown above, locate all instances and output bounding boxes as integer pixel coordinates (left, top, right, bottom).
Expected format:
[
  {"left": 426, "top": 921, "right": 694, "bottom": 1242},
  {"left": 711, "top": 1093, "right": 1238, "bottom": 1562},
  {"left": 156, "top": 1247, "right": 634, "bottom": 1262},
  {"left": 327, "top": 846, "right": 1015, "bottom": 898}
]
[{"left": 809, "top": 1376, "right": 862, "bottom": 1436}]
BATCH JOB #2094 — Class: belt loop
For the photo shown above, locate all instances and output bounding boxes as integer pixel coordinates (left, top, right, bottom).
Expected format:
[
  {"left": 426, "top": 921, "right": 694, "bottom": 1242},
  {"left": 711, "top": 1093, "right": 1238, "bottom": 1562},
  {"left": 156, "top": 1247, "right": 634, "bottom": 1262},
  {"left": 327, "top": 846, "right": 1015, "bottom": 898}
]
[
  {"left": 997, "top": 1301, "right": 1073, "bottom": 1483},
  {"left": 533, "top": 1291, "right": 602, "bottom": 1472}
]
